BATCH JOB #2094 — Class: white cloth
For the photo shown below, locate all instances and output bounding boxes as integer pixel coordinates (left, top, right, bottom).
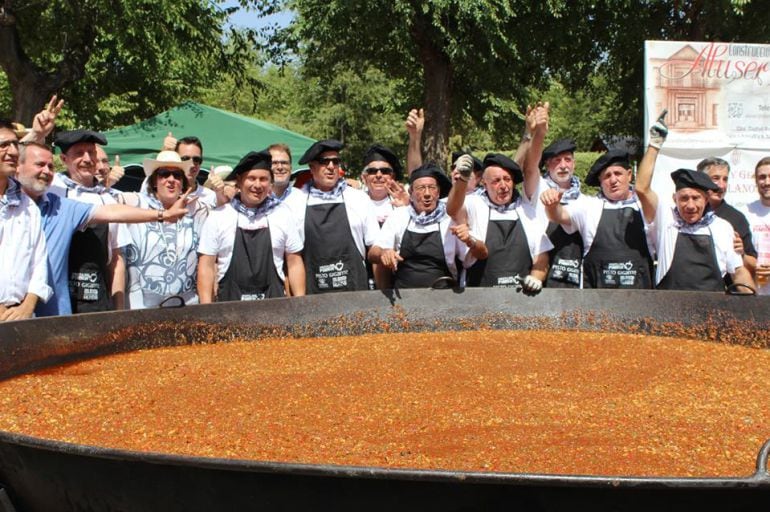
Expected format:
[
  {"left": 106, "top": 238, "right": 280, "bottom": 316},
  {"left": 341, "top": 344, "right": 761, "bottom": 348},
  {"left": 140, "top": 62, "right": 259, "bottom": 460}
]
[
  {"left": 191, "top": 185, "right": 217, "bottom": 209},
  {"left": 463, "top": 193, "right": 553, "bottom": 268},
  {"left": 124, "top": 196, "right": 209, "bottom": 309},
  {"left": 282, "top": 183, "right": 379, "bottom": 259},
  {"left": 564, "top": 193, "right": 657, "bottom": 258},
  {"left": 374, "top": 205, "right": 468, "bottom": 280},
  {"left": 369, "top": 196, "right": 395, "bottom": 225},
  {"left": 653, "top": 201, "right": 743, "bottom": 285},
  {"left": 0, "top": 181, "right": 52, "bottom": 305},
  {"left": 198, "top": 201, "right": 303, "bottom": 282},
  {"left": 50, "top": 173, "right": 131, "bottom": 259},
  {"left": 741, "top": 199, "right": 770, "bottom": 295}
]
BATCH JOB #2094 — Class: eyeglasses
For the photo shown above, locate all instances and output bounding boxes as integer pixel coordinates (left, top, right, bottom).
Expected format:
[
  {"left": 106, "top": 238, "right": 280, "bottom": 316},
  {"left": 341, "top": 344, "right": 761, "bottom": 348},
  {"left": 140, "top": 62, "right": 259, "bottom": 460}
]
[
  {"left": 364, "top": 167, "right": 394, "bottom": 176},
  {"left": 157, "top": 169, "right": 185, "bottom": 180},
  {"left": 0, "top": 139, "right": 19, "bottom": 151},
  {"left": 271, "top": 160, "right": 291, "bottom": 167},
  {"left": 413, "top": 184, "right": 439, "bottom": 193},
  {"left": 180, "top": 155, "right": 203, "bottom": 165},
  {"left": 317, "top": 157, "right": 342, "bottom": 167}
]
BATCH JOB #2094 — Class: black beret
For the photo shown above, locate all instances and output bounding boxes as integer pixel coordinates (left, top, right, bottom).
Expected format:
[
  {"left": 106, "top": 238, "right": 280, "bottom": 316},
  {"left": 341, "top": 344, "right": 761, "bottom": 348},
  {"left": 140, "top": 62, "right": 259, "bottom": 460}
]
[
  {"left": 226, "top": 149, "right": 272, "bottom": 181},
  {"left": 410, "top": 163, "right": 452, "bottom": 199},
  {"left": 584, "top": 149, "right": 630, "bottom": 187},
  {"left": 363, "top": 144, "right": 403, "bottom": 181},
  {"left": 540, "top": 138, "right": 576, "bottom": 167},
  {"left": 451, "top": 151, "right": 483, "bottom": 172},
  {"left": 482, "top": 153, "right": 523, "bottom": 183},
  {"left": 298, "top": 139, "right": 344, "bottom": 165},
  {"left": 671, "top": 168, "right": 720, "bottom": 192},
  {"left": 54, "top": 130, "right": 107, "bottom": 154}
]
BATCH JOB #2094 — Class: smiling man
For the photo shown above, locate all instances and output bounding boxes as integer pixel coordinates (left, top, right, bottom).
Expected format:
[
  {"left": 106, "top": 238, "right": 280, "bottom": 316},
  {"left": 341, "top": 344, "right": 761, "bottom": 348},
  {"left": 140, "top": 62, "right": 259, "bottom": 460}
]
[
  {"left": 635, "top": 121, "right": 752, "bottom": 291},
  {"left": 283, "top": 139, "right": 378, "bottom": 294},
  {"left": 197, "top": 149, "right": 305, "bottom": 302},
  {"left": 741, "top": 157, "right": 770, "bottom": 294},
  {"left": 0, "top": 120, "right": 51, "bottom": 321}
]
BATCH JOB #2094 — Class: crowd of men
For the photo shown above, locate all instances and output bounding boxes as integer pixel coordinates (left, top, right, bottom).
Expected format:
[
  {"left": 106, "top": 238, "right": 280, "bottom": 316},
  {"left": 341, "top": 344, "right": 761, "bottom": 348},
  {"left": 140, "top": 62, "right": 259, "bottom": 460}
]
[{"left": 1, "top": 99, "right": 769, "bottom": 321}]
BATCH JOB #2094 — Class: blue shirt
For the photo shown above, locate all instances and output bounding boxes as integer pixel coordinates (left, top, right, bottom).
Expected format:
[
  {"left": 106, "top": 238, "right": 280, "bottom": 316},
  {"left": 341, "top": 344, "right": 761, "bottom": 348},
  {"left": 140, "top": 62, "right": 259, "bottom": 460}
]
[{"left": 34, "top": 193, "right": 95, "bottom": 317}]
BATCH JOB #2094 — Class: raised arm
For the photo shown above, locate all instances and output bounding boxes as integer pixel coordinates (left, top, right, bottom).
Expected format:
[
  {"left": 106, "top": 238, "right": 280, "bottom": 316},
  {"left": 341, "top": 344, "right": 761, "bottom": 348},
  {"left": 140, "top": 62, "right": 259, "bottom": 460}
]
[
  {"left": 523, "top": 102, "right": 549, "bottom": 202},
  {"left": 636, "top": 111, "right": 668, "bottom": 224},
  {"left": 405, "top": 108, "right": 424, "bottom": 175},
  {"left": 446, "top": 154, "right": 474, "bottom": 223},
  {"left": 21, "top": 96, "right": 64, "bottom": 144},
  {"left": 540, "top": 188, "right": 572, "bottom": 227}
]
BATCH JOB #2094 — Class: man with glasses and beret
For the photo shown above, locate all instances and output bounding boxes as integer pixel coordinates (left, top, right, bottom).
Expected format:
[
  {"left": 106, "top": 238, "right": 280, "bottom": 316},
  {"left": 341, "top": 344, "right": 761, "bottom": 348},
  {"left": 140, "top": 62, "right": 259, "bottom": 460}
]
[
  {"left": 360, "top": 144, "right": 409, "bottom": 226},
  {"left": 283, "top": 139, "right": 379, "bottom": 294},
  {"left": 447, "top": 152, "right": 551, "bottom": 293},
  {"left": 370, "top": 163, "right": 480, "bottom": 289},
  {"left": 635, "top": 118, "right": 752, "bottom": 291},
  {"left": 0, "top": 119, "right": 52, "bottom": 321},
  {"left": 541, "top": 147, "right": 655, "bottom": 289},
  {"left": 49, "top": 129, "right": 133, "bottom": 312},
  {"left": 198, "top": 150, "right": 305, "bottom": 302}
]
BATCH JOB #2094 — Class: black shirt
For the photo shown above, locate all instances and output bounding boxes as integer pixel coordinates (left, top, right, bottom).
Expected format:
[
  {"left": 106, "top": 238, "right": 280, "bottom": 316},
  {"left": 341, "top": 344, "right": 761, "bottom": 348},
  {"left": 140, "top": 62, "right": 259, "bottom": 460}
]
[{"left": 713, "top": 201, "right": 757, "bottom": 258}]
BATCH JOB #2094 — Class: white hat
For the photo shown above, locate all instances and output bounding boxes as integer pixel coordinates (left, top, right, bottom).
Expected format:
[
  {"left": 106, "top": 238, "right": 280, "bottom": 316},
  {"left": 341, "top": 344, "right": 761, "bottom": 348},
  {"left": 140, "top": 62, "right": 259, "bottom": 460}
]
[
  {"left": 212, "top": 165, "right": 233, "bottom": 180},
  {"left": 142, "top": 150, "right": 192, "bottom": 177}
]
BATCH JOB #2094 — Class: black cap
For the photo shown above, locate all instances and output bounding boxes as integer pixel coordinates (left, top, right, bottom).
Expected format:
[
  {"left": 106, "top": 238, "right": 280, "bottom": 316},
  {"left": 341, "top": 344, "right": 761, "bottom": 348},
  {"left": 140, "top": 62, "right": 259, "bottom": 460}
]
[
  {"left": 227, "top": 149, "right": 272, "bottom": 181},
  {"left": 540, "top": 138, "right": 576, "bottom": 167},
  {"left": 482, "top": 153, "right": 523, "bottom": 183},
  {"left": 671, "top": 168, "right": 720, "bottom": 192},
  {"left": 410, "top": 163, "right": 452, "bottom": 198},
  {"left": 54, "top": 130, "right": 107, "bottom": 154},
  {"left": 451, "top": 151, "right": 483, "bottom": 172},
  {"left": 363, "top": 144, "right": 403, "bottom": 180},
  {"left": 298, "top": 139, "right": 344, "bottom": 165},
  {"left": 584, "top": 149, "right": 630, "bottom": 187}
]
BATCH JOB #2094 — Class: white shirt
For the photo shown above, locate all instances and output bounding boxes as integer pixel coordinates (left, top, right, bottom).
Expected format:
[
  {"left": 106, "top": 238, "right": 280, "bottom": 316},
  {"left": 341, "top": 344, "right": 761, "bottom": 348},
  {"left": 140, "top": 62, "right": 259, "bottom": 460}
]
[
  {"left": 198, "top": 201, "right": 303, "bottom": 282},
  {"left": 463, "top": 193, "right": 553, "bottom": 268},
  {"left": 653, "top": 201, "right": 743, "bottom": 285},
  {"left": 191, "top": 185, "right": 217, "bottom": 209},
  {"left": 564, "top": 193, "right": 656, "bottom": 258},
  {"left": 741, "top": 199, "right": 770, "bottom": 295},
  {"left": 282, "top": 183, "right": 380, "bottom": 259},
  {"left": 0, "top": 179, "right": 52, "bottom": 305},
  {"left": 369, "top": 196, "right": 395, "bottom": 226},
  {"left": 50, "top": 173, "right": 131, "bottom": 259},
  {"left": 374, "top": 206, "right": 468, "bottom": 280}
]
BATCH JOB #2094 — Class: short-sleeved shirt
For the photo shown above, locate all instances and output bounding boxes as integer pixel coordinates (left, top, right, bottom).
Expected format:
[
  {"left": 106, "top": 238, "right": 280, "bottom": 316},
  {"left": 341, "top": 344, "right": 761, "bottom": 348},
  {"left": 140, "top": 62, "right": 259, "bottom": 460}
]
[
  {"left": 35, "top": 193, "right": 96, "bottom": 316},
  {"left": 198, "top": 201, "right": 303, "bottom": 282},
  {"left": 741, "top": 199, "right": 770, "bottom": 295},
  {"left": 653, "top": 200, "right": 743, "bottom": 286}
]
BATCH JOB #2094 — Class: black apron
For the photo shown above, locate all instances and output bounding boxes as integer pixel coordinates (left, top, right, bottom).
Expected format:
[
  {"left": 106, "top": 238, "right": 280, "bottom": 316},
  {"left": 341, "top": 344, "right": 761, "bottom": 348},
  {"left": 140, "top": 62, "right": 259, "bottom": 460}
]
[
  {"left": 303, "top": 200, "right": 369, "bottom": 294},
  {"left": 657, "top": 230, "right": 724, "bottom": 292},
  {"left": 67, "top": 188, "right": 112, "bottom": 313},
  {"left": 394, "top": 223, "right": 451, "bottom": 289},
  {"left": 545, "top": 222, "right": 583, "bottom": 288},
  {"left": 217, "top": 224, "right": 285, "bottom": 302},
  {"left": 582, "top": 206, "right": 654, "bottom": 289},
  {"left": 466, "top": 209, "right": 532, "bottom": 287}
]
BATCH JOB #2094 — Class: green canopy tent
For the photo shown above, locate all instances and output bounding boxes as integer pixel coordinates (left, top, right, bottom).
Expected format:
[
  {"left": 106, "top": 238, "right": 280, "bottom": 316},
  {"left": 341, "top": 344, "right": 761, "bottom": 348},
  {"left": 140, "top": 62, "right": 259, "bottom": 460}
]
[{"left": 102, "top": 101, "right": 315, "bottom": 171}]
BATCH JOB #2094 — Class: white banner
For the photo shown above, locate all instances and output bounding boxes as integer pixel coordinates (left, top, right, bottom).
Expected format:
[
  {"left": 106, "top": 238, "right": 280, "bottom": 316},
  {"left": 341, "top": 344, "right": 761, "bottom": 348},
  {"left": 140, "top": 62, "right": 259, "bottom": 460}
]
[{"left": 644, "top": 40, "right": 770, "bottom": 208}]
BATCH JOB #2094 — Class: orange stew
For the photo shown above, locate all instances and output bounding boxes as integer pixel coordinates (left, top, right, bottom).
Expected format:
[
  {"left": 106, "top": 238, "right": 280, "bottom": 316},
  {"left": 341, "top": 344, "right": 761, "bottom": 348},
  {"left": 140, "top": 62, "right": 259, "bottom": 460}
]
[{"left": 0, "top": 330, "right": 768, "bottom": 477}]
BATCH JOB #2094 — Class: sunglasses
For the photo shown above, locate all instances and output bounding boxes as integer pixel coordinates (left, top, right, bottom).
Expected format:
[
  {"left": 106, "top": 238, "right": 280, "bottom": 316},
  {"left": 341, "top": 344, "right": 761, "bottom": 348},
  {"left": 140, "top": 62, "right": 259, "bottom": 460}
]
[
  {"left": 156, "top": 169, "right": 185, "bottom": 180},
  {"left": 317, "top": 156, "right": 342, "bottom": 167},
  {"left": 364, "top": 167, "right": 394, "bottom": 176},
  {"left": 180, "top": 155, "right": 203, "bottom": 165}
]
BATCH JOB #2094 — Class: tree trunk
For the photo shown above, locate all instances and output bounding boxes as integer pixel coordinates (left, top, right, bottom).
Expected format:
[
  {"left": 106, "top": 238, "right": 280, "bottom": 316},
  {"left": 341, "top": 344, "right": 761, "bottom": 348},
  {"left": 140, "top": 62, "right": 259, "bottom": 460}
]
[{"left": 409, "top": 10, "right": 452, "bottom": 168}]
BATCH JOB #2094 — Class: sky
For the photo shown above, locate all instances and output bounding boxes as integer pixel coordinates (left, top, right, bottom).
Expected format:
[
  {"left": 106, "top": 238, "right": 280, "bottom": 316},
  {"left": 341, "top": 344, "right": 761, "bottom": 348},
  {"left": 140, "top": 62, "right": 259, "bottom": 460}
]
[{"left": 221, "top": 1, "right": 294, "bottom": 30}]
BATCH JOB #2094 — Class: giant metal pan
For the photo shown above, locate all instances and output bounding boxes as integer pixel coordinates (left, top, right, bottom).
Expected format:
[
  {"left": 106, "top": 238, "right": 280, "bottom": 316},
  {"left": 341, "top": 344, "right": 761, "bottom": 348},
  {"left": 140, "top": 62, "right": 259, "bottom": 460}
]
[{"left": 0, "top": 289, "right": 769, "bottom": 511}]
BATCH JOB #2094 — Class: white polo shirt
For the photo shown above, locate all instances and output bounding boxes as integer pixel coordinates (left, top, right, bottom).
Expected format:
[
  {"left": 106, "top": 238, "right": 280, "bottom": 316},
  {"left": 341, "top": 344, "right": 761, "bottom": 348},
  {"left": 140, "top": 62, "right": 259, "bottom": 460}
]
[{"left": 741, "top": 199, "right": 770, "bottom": 295}]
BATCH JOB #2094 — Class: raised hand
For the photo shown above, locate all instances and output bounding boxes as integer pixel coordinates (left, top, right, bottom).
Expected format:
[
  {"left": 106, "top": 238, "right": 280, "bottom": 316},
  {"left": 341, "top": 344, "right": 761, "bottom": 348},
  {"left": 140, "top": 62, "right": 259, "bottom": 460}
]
[
  {"left": 454, "top": 154, "right": 475, "bottom": 181},
  {"left": 539, "top": 187, "right": 563, "bottom": 207},
  {"left": 28, "top": 95, "right": 64, "bottom": 141},
  {"left": 405, "top": 108, "right": 425, "bottom": 137},
  {"left": 649, "top": 110, "right": 669, "bottom": 149},
  {"left": 162, "top": 132, "right": 177, "bottom": 151},
  {"left": 388, "top": 180, "right": 410, "bottom": 207},
  {"left": 163, "top": 188, "right": 196, "bottom": 222},
  {"left": 105, "top": 155, "right": 124, "bottom": 189}
]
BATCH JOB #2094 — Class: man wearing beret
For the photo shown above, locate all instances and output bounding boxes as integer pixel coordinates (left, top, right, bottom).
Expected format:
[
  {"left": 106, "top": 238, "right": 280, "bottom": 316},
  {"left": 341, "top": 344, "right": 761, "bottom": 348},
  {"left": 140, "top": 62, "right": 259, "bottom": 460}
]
[
  {"left": 635, "top": 120, "right": 752, "bottom": 290},
  {"left": 369, "top": 163, "right": 479, "bottom": 288},
  {"left": 447, "top": 152, "right": 551, "bottom": 292},
  {"left": 525, "top": 104, "right": 585, "bottom": 288},
  {"left": 360, "top": 144, "right": 408, "bottom": 226},
  {"left": 198, "top": 150, "right": 305, "bottom": 302},
  {"left": 696, "top": 157, "right": 757, "bottom": 286},
  {"left": 541, "top": 148, "right": 655, "bottom": 289},
  {"left": 283, "top": 139, "right": 378, "bottom": 294},
  {"left": 0, "top": 119, "right": 52, "bottom": 321},
  {"left": 50, "top": 129, "right": 132, "bottom": 312}
]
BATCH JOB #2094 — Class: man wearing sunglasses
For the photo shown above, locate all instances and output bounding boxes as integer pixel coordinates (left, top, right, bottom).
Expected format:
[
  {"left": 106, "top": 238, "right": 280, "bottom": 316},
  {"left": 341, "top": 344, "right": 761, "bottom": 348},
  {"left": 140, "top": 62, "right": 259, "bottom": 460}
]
[
  {"left": 162, "top": 133, "right": 219, "bottom": 208},
  {"left": 50, "top": 129, "right": 132, "bottom": 313},
  {"left": 0, "top": 120, "right": 52, "bottom": 321},
  {"left": 283, "top": 139, "right": 379, "bottom": 294},
  {"left": 361, "top": 144, "right": 408, "bottom": 226}
]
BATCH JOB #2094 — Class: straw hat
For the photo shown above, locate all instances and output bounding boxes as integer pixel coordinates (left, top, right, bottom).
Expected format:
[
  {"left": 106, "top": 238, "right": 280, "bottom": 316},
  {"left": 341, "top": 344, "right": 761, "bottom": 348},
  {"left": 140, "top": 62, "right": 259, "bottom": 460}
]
[{"left": 142, "top": 150, "right": 192, "bottom": 177}]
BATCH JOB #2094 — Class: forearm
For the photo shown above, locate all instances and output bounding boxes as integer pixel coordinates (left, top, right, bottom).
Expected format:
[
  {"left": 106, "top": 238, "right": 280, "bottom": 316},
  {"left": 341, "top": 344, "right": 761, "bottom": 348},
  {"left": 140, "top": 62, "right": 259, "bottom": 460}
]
[
  {"left": 92, "top": 204, "right": 166, "bottom": 224},
  {"left": 546, "top": 203, "right": 572, "bottom": 227},
  {"left": 523, "top": 131, "right": 545, "bottom": 201},
  {"left": 286, "top": 253, "right": 306, "bottom": 297},
  {"left": 732, "top": 266, "right": 754, "bottom": 290},
  {"left": 468, "top": 237, "right": 488, "bottom": 260},
  {"left": 373, "top": 263, "right": 393, "bottom": 290},
  {"left": 406, "top": 133, "right": 423, "bottom": 175},
  {"left": 530, "top": 252, "right": 549, "bottom": 281},
  {"left": 109, "top": 251, "right": 126, "bottom": 310},
  {"left": 197, "top": 255, "right": 217, "bottom": 303},
  {"left": 368, "top": 245, "right": 384, "bottom": 264},
  {"left": 446, "top": 182, "right": 468, "bottom": 220},
  {"left": 743, "top": 254, "right": 757, "bottom": 276}
]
